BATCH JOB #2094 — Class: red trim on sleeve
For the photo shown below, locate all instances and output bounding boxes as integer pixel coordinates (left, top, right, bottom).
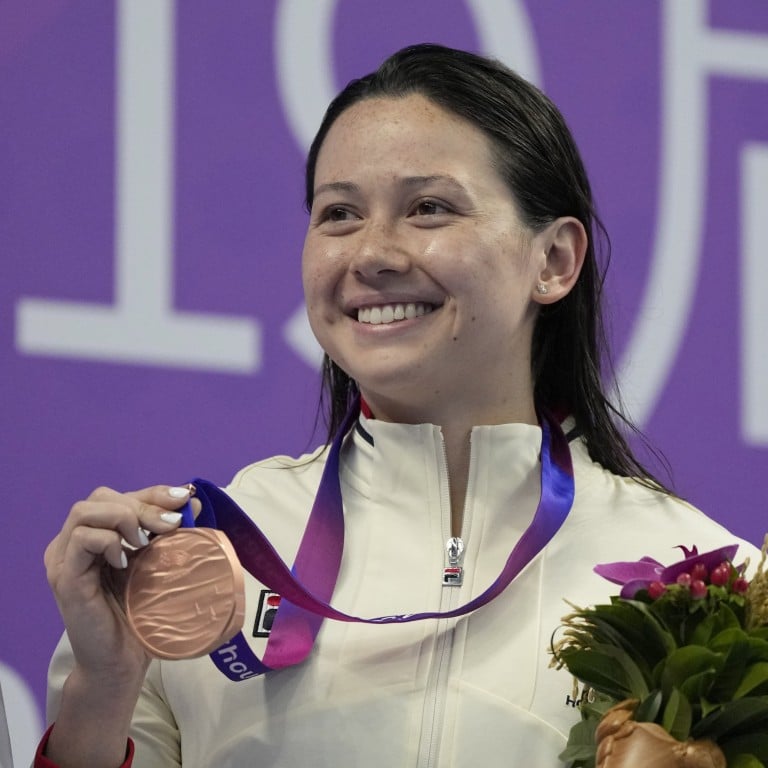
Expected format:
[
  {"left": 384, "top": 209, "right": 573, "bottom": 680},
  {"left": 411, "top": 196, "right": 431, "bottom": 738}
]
[{"left": 35, "top": 724, "right": 135, "bottom": 768}]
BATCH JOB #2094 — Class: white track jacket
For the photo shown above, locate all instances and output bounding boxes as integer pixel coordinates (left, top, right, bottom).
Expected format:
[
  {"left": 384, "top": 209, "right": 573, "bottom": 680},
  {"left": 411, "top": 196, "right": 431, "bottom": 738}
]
[{"left": 47, "top": 416, "right": 758, "bottom": 767}]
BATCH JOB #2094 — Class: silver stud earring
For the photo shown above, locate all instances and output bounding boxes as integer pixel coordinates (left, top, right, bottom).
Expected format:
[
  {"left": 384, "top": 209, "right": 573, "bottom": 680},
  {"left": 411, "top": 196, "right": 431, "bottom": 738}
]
[{"left": 535, "top": 282, "right": 549, "bottom": 295}]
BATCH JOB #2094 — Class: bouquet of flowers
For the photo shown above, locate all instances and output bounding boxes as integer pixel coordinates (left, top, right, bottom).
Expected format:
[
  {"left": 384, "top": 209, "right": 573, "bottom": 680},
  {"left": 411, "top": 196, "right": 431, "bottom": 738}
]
[{"left": 553, "top": 538, "right": 768, "bottom": 768}]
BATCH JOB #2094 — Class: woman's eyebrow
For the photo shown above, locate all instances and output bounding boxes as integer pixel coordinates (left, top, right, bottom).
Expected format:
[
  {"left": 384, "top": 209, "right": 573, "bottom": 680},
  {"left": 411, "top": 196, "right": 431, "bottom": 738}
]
[
  {"left": 312, "top": 175, "right": 471, "bottom": 201},
  {"left": 400, "top": 174, "right": 467, "bottom": 192},
  {"left": 313, "top": 181, "right": 360, "bottom": 198},
  {"left": 315, "top": 173, "right": 465, "bottom": 195}
]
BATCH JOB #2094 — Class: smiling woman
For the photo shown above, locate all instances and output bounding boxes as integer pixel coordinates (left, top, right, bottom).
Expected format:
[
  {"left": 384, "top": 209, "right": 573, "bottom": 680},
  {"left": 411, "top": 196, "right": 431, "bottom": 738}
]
[
  {"left": 39, "top": 44, "right": 760, "bottom": 768},
  {"left": 304, "top": 94, "right": 561, "bottom": 439},
  {"left": 303, "top": 46, "right": 665, "bottom": 495}
]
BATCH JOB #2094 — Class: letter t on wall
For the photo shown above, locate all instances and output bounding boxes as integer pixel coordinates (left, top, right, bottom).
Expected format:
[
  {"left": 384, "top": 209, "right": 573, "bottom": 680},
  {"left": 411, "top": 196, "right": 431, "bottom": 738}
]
[{"left": 15, "top": 0, "right": 260, "bottom": 373}]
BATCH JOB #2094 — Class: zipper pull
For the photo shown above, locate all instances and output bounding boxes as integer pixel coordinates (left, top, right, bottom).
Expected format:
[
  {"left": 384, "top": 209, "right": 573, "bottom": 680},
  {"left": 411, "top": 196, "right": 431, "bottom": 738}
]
[{"left": 442, "top": 537, "right": 465, "bottom": 586}]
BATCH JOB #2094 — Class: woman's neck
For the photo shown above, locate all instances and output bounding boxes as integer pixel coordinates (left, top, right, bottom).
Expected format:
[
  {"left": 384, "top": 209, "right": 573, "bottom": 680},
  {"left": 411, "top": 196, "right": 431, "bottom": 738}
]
[
  {"left": 361, "top": 392, "right": 539, "bottom": 537},
  {"left": 441, "top": 425, "right": 472, "bottom": 537}
]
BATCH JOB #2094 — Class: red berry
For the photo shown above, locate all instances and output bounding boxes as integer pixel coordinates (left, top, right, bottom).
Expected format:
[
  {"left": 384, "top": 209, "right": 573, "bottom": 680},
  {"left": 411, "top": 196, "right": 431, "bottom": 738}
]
[
  {"left": 733, "top": 577, "right": 750, "bottom": 594},
  {"left": 648, "top": 581, "right": 667, "bottom": 600},
  {"left": 710, "top": 564, "right": 730, "bottom": 587},
  {"left": 690, "top": 563, "right": 708, "bottom": 582},
  {"left": 691, "top": 579, "right": 708, "bottom": 599},
  {"left": 676, "top": 573, "right": 692, "bottom": 587}
]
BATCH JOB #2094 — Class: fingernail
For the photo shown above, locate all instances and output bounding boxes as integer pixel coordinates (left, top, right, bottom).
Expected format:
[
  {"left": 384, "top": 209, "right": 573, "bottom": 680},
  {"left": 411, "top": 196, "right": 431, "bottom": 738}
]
[
  {"left": 120, "top": 551, "right": 128, "bottom": 569},
  {"left": 160, "top": 512, "right": 183, "bottom": 525},
  {"left": 137, "top": 528, "right": 150, "bottom": 547},
  {"left": 168, "top": 486, "right": 191, "bottom": 499}
]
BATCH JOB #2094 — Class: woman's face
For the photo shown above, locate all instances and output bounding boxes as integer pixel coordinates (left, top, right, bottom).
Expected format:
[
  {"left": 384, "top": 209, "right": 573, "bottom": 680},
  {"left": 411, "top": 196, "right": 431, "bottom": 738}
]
[{"left": 302, "top": 94, "right": 548, "bottom": 422}]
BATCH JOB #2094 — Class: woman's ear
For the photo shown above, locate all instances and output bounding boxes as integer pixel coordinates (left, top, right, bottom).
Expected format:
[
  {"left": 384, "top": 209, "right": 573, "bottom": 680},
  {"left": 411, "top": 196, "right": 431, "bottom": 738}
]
[{"left": 531, "top": 217, "right": 587, "bottom": 305}]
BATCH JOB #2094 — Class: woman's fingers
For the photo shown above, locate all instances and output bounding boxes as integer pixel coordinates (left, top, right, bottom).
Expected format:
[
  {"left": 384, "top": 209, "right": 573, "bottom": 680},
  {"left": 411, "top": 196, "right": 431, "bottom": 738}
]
[
  {"left": 47, "top": 484, "right": 192, "bottom": 595},
  {"left": 124, "top": 484, "right": 202, "bottom": 530},
  {"left": 63, "top": 525, "right": 129, "bottom": 579},
  {"left": 123, "top": 483, "right": 196, "bottom": 513},
  {"left": 61, "top": 485, "right": 190, "bottom": 543}
]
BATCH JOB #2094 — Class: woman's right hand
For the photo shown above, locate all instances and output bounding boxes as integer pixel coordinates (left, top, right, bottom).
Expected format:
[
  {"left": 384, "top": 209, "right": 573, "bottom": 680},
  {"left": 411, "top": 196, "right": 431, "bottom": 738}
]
[
  {"left": 44, "top": 484, "right": 194, "bottom": 690},
  {"left": 43, "top": 485, "right": 196, "bottom": 767}
]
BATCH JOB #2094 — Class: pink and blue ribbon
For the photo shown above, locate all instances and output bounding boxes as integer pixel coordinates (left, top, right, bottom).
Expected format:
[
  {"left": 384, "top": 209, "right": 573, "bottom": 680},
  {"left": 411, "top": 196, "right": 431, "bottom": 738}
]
[{"left": 183, "top": 402, "right": 575, "bottom": 681}]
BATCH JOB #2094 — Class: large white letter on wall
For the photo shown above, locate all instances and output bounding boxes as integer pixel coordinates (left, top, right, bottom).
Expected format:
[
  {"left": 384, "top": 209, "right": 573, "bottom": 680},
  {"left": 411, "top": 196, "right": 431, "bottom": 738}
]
[
  {"left": 741, "top": 144, "right": 768, "bottom": 445},
  {"left": 618, "top": 0, "right": 768, "bottom": 438},
  {"left": 15, "top": 0, "right": 261, "bottom": 373}
]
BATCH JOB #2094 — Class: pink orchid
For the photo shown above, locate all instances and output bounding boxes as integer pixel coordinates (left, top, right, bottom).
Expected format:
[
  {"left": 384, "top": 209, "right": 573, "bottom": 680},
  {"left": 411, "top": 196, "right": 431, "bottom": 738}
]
[{"left": 594, "top": 544, "right": 740, "bottom": 598}]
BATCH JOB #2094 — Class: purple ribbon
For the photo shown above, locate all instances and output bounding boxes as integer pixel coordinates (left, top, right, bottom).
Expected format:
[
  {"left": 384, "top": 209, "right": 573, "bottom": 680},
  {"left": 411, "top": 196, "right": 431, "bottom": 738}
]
[{"left": 187, "top": 403, "right": 575, "bottom": 681}]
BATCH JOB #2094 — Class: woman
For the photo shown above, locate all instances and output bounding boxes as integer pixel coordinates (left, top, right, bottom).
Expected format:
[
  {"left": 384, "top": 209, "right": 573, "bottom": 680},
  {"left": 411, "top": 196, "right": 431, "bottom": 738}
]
[{"left": 40, "top": 44, "right": 756, "bottom": 767}]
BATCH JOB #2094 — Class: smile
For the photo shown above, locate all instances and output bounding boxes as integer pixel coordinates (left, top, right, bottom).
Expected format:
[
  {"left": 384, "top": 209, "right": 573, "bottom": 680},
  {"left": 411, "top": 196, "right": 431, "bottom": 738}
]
[{"left": 357, "top": 303, "right": 435, "bottom": 325}]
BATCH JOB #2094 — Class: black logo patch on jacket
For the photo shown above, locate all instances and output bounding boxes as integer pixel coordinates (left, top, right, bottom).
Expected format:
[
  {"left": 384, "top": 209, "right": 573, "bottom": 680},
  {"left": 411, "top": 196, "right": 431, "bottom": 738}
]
[{"left": 253, "top": 590, "right": 281, "bottom": 637}]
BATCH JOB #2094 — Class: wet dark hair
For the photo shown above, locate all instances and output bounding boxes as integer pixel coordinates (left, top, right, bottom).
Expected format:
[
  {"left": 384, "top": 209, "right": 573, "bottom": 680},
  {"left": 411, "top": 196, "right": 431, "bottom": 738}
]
[{"left": 304, "top": 43, "right": 670, "bottom": 489}]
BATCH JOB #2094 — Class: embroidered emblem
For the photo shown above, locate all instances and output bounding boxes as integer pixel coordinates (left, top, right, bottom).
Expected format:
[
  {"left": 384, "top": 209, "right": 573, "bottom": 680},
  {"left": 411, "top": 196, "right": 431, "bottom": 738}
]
[
  {"left": 253, "top": 590, "right": 281, "bottom": 637},
  {"left": 442, "top": 566, "right": 464, "bottom": 586}
]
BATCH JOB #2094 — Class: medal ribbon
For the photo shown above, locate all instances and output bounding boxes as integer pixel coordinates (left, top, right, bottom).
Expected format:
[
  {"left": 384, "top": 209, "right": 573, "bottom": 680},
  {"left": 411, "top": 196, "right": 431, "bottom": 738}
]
[{"left": 186, "top": 402, "right": 575, "bottom": 681}]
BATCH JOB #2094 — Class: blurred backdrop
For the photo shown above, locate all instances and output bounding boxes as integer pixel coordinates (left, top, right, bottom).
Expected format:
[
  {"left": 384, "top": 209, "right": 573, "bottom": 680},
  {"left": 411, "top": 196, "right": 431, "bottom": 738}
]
[{"left": 2, "top": 1, "right": 767, "bottom": 764}]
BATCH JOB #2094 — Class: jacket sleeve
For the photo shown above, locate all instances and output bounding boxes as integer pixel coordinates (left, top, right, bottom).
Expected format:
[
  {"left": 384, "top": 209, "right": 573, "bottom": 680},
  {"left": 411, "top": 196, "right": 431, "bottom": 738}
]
[
  {"left": 46, "top": 634, "right": 181, "bottom": 768},
  {"left": 33, "top": 725, "right": 134, "bottom": 768}
]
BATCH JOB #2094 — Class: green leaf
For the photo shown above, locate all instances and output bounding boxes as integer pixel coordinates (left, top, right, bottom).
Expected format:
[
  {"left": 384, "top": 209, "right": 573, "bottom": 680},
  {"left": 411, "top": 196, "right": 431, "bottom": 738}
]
[
  {"left": 690, "top": 603, "right": 742, "bottom": 645},
  {"left": 558, "top": 644, "right": 648, "bottom": 701},
  {"left": 600, "top": 600, "right": 675, "bottom": 662},
  {"left": 579, "top": 691, "right": 617, "bottom": 722},
  {"left": 559, "top": 718, "right": 598, "bottom": 764},
  {"left": 709, "top": 627, "right": 753, "bottom": 653},
  {"left": 678, "top": 669, "right": 719, "bottom": 714},
  {"left": 620, "top": 599, "right": 678, "bottom": 655},
  {"left": 721, "top": 733, "right": 768, "bottom": 763},
  {"left": 700, "top": 696, "right": 721, "bottom": 719},
  {"left": 559, "top": 600, "right": 673, "bottom": 685},
  {"left": 660, "top": 645, "right": 723, "bottom": 697},
  {"left": 728, "top": 755, "right": 766, "bottom": 768},
  {"left": 557, "top": 649, "right": 627, "bottom": 700},
  {"left": 642, "top": 590, "right": 708, "bottom": 645},
  {"left": 734, "top": 633, "right": 768, "bottom": 660},
  {"left": 662, "top": 687, "right": 693, "bottom": 741},
  {"left": 692, "top": 697, "right": 768, "bottom": 741},
  {"left": 734, "top": 662, "right": 768, "bottom": 699},
  {"left": 633, "top": 689, "right": 662, "bottom": 723},
  {"left": 708, "top": 636, "right": 750, "bottom": 701},
  {"left": 576, "top": 615, "right": 655, "bottom": 682}
]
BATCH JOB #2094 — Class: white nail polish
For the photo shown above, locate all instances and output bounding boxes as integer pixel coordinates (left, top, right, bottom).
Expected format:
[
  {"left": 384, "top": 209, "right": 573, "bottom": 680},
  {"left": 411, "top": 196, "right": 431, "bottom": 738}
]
[
  {"left": 120, "top": 551, "right": 128, "bottom": 569},
  {"left": 168, "top": 486, "right": 191, "bottom": 499},
  {"left": 160, "top": 512, "right": 183, "bottom": 525},
  {"left": 137, "top": 528, "right": 150, "bottom": 547}
]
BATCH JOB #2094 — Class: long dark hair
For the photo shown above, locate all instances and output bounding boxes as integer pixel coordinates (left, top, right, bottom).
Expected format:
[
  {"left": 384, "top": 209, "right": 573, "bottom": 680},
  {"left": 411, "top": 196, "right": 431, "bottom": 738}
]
[{"left": 304, "top": 43, "right": 670, "bottom": 490}]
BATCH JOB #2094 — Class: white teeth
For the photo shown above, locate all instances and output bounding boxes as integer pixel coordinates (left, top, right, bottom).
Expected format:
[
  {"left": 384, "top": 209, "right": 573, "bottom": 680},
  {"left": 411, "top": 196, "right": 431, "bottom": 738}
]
[{"left": 357, "top": 302, "right": 434, "bottom": 325}]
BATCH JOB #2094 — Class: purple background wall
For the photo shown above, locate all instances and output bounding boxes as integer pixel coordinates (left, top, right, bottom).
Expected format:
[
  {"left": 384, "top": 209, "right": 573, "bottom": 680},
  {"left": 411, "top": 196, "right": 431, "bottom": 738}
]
[{"left": 2, "top": 1, "right": 768, "bottom": 763}]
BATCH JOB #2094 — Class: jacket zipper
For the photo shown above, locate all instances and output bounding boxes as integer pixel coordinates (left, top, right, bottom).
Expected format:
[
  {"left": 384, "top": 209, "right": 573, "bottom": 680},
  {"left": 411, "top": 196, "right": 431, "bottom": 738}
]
[
  {"left": 442, "top": 537, "right": 465, "bottom": 586},
  {"left": 415, "top": 430, "right": 474, "bottom": 767}
]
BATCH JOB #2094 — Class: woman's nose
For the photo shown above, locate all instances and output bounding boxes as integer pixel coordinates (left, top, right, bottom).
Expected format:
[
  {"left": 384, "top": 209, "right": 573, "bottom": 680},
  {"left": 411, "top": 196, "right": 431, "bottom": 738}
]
[{"left": 349, "top": 221, "right": 411, "bottom": 279}]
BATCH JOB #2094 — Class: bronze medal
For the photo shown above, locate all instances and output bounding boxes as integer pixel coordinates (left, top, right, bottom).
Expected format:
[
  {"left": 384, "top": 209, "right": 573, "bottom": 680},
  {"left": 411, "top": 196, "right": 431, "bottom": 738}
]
[{"left": 125, "top": 528, "right": 245, "bottom": 660}]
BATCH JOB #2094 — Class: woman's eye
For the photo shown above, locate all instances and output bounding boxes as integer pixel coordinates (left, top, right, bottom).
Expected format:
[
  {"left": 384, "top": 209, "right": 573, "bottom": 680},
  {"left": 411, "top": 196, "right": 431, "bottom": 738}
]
[
  {"left": 411, "top": 199, "right": 449, "bottom": 216},
  {"left": 321, "top": 206, "right": 356, "bottom": 223}
]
